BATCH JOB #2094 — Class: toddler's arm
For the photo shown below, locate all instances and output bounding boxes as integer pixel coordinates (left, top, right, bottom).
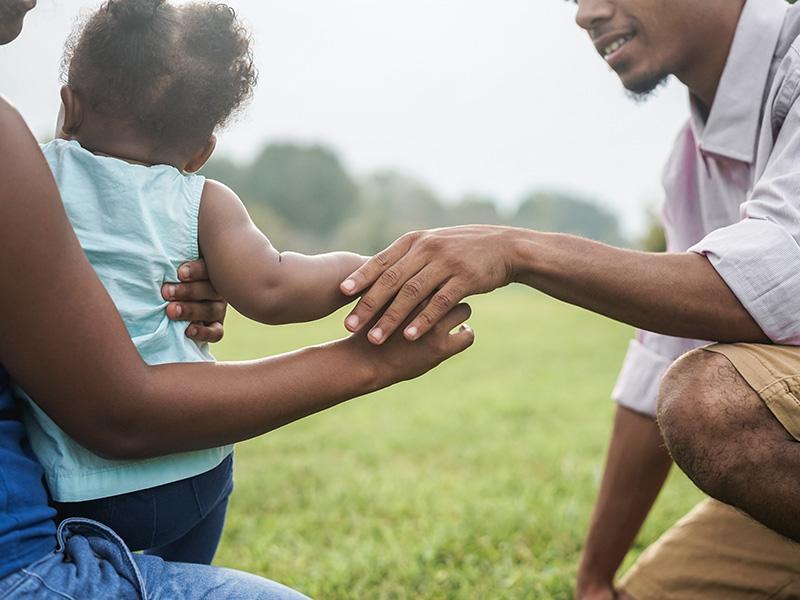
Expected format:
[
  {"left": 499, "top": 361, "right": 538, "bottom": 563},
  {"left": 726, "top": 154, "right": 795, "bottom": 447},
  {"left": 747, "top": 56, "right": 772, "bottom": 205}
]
[{"left": 198, "top": 179, "right": 366, "bottom": 325}]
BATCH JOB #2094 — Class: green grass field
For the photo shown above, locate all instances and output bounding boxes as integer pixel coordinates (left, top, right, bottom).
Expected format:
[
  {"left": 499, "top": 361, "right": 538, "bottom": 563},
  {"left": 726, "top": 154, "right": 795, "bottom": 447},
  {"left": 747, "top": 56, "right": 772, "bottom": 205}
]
[{"left": 213, "top": 287, "right": 705, "bottom": 599}]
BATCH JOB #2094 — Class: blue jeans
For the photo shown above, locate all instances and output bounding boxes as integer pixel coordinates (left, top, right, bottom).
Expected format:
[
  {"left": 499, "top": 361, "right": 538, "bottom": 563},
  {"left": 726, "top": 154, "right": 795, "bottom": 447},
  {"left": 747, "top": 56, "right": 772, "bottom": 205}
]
[
  {"left": 52, "top": 454, "right": 234, "bottom": 565},
  {"left": 0, "top": 518, "right": 310, "bottom": 599}
]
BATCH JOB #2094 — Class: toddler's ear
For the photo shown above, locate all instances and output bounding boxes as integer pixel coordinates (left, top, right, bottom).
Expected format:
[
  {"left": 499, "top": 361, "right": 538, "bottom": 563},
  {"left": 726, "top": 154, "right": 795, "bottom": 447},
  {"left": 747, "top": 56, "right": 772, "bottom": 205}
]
[
  {"left": 185, "top": 134, "right": 217, "bottom": 173},
  {"left": 57, "top": 85, "right": 83, "bottom": 138}
]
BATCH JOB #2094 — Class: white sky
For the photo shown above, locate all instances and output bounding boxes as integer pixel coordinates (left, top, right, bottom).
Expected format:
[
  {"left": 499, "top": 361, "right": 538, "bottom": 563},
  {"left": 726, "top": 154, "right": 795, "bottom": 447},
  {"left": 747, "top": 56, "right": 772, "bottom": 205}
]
[{"left": 1, "top": 0, "right": 690, "bottom": 234}]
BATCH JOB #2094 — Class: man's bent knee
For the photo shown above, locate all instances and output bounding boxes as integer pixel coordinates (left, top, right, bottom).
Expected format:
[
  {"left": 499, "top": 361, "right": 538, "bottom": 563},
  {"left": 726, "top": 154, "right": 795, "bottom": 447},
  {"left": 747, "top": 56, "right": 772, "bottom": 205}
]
[
  {"left": 656, "top": 348, "right": 758, "bottom": 498},
  {"left": 656, "top": 348, "right": 730, "bottom": 447}
]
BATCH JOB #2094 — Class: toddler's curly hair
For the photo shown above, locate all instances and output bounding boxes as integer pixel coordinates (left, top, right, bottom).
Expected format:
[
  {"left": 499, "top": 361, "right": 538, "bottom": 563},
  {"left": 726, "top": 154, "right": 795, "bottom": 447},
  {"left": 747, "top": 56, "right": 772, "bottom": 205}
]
[{"left": 62, "top": 0, "right": 257, "bottom": 152}]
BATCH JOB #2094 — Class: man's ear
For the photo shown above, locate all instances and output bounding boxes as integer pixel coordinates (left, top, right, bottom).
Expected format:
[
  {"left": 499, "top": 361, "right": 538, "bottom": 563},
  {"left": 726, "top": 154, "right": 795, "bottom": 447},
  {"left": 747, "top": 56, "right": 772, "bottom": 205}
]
[
  {"left": 185, "top": 134, "right": 217, "bottom": 173},
  {"left": 58, "top": 85, "right": 84, "bottom": 137}
]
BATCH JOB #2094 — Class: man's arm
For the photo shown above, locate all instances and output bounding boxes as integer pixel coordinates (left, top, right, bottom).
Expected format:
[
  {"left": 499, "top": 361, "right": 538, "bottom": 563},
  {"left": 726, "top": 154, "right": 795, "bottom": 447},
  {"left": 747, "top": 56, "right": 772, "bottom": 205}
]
[
  {"left": 339, "top": 225, "right": 767, "bottom": 345},
  {"left": 0, "top": 98, "right": 474, "bottom": 460},
  {"left": 576, "top": 406, "right": 673, "bottom": 600},
  {"left": 198, "top": 179, "right": 365, "bottom": 325}
]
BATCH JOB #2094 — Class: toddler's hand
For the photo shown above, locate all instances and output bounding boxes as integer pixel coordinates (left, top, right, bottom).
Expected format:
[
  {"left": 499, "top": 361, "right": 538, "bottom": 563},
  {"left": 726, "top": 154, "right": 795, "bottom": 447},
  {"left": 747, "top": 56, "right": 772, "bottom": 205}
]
[{"left": 162, "top": 259, "right": 227, "bottom": 343}]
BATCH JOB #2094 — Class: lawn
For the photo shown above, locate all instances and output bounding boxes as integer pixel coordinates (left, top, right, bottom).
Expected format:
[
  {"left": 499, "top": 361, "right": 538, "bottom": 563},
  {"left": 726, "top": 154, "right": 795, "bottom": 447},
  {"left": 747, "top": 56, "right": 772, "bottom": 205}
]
[{"left": 213, "top": 286, "right": 705, "bottom": 599}]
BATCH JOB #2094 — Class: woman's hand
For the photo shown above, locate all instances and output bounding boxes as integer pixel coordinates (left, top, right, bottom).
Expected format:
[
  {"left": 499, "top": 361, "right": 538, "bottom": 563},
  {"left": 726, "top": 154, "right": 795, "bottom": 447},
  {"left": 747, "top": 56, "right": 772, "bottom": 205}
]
[
  {"left": 340, "top": 226, "right": 518, "bottom": 344},
  {"left": 161, "top": 259, "right": 227, "bottom": 343},
  {"left": 345, "top": 302, "right": 476, "bottom": 388}
]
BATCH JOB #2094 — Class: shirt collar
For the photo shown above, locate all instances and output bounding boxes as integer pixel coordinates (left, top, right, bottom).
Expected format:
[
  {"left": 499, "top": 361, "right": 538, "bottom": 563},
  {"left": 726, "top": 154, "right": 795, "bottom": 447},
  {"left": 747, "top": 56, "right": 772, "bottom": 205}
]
[{"left": 689, "top": 0, "right": 787, "bottom": 163}]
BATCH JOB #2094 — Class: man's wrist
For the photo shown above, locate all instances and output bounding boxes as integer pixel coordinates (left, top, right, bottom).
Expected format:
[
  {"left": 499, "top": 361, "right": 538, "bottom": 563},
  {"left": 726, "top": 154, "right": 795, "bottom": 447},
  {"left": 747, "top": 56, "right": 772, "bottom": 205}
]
[{"left": 503, "top": 227, "right": 546, "bottom": 285}]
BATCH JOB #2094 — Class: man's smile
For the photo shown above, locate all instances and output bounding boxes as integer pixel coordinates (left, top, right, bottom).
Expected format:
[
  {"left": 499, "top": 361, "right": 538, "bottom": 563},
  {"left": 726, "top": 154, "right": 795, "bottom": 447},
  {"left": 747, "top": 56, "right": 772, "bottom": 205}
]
[{"left": 592, "top": 30, "right": 637, "bottom": 66}]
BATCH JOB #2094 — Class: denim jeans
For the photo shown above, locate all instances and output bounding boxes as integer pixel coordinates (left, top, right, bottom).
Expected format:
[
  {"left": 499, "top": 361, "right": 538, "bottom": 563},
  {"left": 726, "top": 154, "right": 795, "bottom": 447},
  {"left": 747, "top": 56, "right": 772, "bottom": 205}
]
[
  {"left": 53, "top": 454, "right": 234, "bottom": 565},
  {"left": 0, "top": 518, "right": 310, "bottom": 599}
]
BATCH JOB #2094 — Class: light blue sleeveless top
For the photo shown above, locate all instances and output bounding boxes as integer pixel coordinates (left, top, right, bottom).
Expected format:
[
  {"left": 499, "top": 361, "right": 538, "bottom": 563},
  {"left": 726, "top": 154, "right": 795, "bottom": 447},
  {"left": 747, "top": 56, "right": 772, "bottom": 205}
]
[{"left": 17, "top": 139, "right": 232, "bottom": 502}]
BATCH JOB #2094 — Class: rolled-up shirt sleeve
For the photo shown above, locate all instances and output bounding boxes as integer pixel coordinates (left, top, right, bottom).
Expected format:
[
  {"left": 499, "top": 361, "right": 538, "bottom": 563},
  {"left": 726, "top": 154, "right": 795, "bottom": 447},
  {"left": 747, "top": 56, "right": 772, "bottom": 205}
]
[
  {"left": 612, "top": 330, "right": 705, "bottom": 416},
  {"left": 690, "top": 79, "right": 800, "bottom": 345}
]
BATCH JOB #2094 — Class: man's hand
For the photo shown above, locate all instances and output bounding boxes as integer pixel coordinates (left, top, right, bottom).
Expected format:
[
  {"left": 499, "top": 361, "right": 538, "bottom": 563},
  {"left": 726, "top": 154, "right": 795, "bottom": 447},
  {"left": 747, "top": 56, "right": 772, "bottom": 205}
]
[
  {"left": 340, "top": 226, "right": 517, "bottom": 344},
  {"left": 161, "top": 259, "right": 227, "bottom": 343}
]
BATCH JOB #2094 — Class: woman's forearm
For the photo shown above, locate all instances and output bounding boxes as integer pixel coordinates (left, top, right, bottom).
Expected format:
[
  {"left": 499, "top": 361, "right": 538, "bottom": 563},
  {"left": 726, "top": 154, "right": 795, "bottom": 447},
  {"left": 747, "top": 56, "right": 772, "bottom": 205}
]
[{"left": 98, "top": 339, "right": 378, "bottom": 459}]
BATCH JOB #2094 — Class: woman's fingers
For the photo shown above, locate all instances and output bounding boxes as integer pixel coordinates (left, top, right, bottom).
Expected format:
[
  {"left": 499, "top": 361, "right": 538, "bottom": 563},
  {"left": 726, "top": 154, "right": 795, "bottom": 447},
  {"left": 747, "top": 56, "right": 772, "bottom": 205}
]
[
  {"left": 162, "top": 280, "right": 223, "bottom": 303},
  {"left": 165, "top": 299, "right": 227, "bottom": 325},
  {"left": 402, "top": 278, "right": 468, "bottom": 342},
  {"left": 433, "top": 303, "right": 475, "bottom": 356},
  {"left": 176, "top": 259, "right": 209, "bottom": 282},
  {"left": 185, "top": 321, "right": 225, "bottom": 343},
  {"left": 435, "top": 301, "right": 472, "bottom": 333}
]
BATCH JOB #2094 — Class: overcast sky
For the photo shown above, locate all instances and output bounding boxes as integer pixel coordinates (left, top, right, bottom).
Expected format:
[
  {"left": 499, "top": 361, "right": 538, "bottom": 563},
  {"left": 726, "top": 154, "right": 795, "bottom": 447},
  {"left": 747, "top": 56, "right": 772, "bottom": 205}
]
[{"left": 1, "top": 0, "right": 690, "bottom": 234}]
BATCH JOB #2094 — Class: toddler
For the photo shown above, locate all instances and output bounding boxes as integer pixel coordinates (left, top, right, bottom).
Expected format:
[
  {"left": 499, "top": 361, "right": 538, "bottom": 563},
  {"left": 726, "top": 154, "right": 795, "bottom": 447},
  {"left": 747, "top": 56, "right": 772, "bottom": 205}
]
[{"left": 18, "top": 0, "right": 365, "bottom": 565}]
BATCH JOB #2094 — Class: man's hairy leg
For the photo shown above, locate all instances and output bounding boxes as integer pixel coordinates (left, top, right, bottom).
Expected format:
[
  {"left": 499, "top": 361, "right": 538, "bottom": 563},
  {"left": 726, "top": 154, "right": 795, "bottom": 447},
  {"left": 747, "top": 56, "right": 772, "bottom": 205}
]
[{"left": 657, "top": 349, "right": 800, "bottom": 541}]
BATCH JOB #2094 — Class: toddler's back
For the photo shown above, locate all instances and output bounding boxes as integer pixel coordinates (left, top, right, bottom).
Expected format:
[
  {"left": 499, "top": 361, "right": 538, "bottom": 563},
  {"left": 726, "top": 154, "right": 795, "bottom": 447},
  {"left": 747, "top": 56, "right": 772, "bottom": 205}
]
[{"left": 17, "top": 138, "right": 231, "bottom": 504}]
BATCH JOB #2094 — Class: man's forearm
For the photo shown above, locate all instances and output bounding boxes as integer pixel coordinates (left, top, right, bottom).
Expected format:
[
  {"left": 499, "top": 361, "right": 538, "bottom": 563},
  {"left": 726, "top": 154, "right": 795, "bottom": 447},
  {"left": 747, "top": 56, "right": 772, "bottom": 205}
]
[
  {"left": 508, "top": 230, "right": 768, "bottom": 343},
  {"left": 578, "top": 406, "right": 673, "bottom": 595}
]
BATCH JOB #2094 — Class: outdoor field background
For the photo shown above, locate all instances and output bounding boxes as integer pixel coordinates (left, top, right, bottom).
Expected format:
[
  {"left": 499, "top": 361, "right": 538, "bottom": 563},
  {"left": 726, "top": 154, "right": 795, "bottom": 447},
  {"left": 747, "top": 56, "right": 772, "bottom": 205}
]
[{"left": 212, "top": 287, "right": 705, "bottom": 599}]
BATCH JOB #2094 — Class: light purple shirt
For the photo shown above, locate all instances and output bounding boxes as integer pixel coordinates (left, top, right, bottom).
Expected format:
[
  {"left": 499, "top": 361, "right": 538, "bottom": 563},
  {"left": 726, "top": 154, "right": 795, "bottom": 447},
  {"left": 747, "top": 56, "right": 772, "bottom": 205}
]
[{"left": 613, "top": 0, "right": 800, "bottom": 416}]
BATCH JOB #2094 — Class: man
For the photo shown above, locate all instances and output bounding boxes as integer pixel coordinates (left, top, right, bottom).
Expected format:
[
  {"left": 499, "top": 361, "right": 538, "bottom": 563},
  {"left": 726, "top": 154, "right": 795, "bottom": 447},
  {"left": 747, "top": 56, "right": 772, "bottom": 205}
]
[{"left": 338, "top": 0, "right": 800, "bottom": 597}]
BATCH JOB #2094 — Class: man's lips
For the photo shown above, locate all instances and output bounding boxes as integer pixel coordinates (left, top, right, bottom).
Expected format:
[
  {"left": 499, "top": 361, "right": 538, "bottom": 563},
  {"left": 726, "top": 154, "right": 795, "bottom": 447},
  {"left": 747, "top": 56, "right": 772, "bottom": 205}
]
[{"left": 593, "top": 30, "right": 637, "bottom": 61}]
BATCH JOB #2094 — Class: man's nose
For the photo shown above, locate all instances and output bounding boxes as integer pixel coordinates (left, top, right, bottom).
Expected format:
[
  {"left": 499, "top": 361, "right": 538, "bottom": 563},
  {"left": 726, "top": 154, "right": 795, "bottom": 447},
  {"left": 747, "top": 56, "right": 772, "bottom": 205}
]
[{"left": 575, "top": 0, "right": 615, "bottom": 32}]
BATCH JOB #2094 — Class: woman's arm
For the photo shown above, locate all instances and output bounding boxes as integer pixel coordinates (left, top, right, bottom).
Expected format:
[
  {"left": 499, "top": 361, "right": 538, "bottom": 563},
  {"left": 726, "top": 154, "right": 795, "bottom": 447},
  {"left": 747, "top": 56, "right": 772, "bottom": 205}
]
[
  {"left": 198, "top": 178, "right": 366, "bottom": 324},
  {"left": 0, "top": 100, "right": 474, "bottom": 459}
]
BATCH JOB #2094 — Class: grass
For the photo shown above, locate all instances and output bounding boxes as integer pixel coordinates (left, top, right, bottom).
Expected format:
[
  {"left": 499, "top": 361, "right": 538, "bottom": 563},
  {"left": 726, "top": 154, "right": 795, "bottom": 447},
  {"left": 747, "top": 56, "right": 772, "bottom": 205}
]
[{"left": 213, "top": 286, "right": 705, "bottom": 599}]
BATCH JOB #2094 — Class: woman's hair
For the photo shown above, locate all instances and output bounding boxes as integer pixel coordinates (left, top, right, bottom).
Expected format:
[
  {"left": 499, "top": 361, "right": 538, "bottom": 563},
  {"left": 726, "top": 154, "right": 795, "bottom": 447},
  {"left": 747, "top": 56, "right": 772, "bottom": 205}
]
[{"left": 62, "top": 0, "right": 257, "bottom": 152}]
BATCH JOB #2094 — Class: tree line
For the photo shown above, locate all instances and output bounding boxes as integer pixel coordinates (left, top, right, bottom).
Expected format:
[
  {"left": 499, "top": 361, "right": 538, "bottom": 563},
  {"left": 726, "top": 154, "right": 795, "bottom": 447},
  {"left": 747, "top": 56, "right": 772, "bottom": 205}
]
[{"left": 202, "top": 141, "right": 648, "bottom": 255}]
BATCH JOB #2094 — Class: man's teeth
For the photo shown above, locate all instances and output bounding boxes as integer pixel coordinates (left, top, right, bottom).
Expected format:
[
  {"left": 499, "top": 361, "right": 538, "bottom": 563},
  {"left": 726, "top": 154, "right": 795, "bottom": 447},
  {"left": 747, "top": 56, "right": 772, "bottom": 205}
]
[{"left": 603, "top": 36, "right": 633, "bottom": 58}]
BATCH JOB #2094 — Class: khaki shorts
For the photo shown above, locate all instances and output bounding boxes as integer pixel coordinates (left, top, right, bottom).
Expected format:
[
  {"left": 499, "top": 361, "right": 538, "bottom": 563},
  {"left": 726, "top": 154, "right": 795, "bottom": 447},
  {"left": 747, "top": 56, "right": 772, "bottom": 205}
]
[
  {"left": 620, "top": 342, "right": 800, "bottom": 599},
  {"left": 619, "top": 498, "right": 800, "bottom": 600},
  {"left": 706, "top": 343, "right": 800, "bottom": 440}
]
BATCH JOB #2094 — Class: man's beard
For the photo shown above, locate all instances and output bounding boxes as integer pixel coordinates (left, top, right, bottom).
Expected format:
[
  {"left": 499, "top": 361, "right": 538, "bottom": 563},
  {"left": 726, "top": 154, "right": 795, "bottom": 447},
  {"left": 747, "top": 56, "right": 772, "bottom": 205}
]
[{"left": 624, "top": 73, "right": 670, "bottom": 103}]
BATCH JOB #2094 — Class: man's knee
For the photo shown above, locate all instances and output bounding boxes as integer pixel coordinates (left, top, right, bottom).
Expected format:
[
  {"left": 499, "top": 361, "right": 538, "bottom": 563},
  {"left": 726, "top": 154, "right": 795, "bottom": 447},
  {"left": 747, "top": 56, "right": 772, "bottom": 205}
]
[
  {"left": 656, "top": 348, "right": 756, "bottom": 497},
  {"left": 656, "top": 349, "right": 727, "bottom": 444}
]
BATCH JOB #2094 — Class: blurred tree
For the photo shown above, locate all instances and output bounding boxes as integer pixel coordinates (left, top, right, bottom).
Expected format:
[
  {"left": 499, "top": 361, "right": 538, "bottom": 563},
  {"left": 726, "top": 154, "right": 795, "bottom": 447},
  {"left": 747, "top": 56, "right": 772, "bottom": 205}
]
[
  {"left": 639, "top": 208, "right": 667, "bottom": 252},
  {"left": 244, "top": 143, "right": 359, "bottom": 236},
  {"left": 448, "top": 194, "right": 502, "bottom": 225},
  {"left": 201, "top": 156, "right": 246, "bottom": 193},
  {"left": 333, "top": 171, "right": 447, "bottom": 254},
  {"left": 513, "top": 191, "right": 626, "bottom": 246}
]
